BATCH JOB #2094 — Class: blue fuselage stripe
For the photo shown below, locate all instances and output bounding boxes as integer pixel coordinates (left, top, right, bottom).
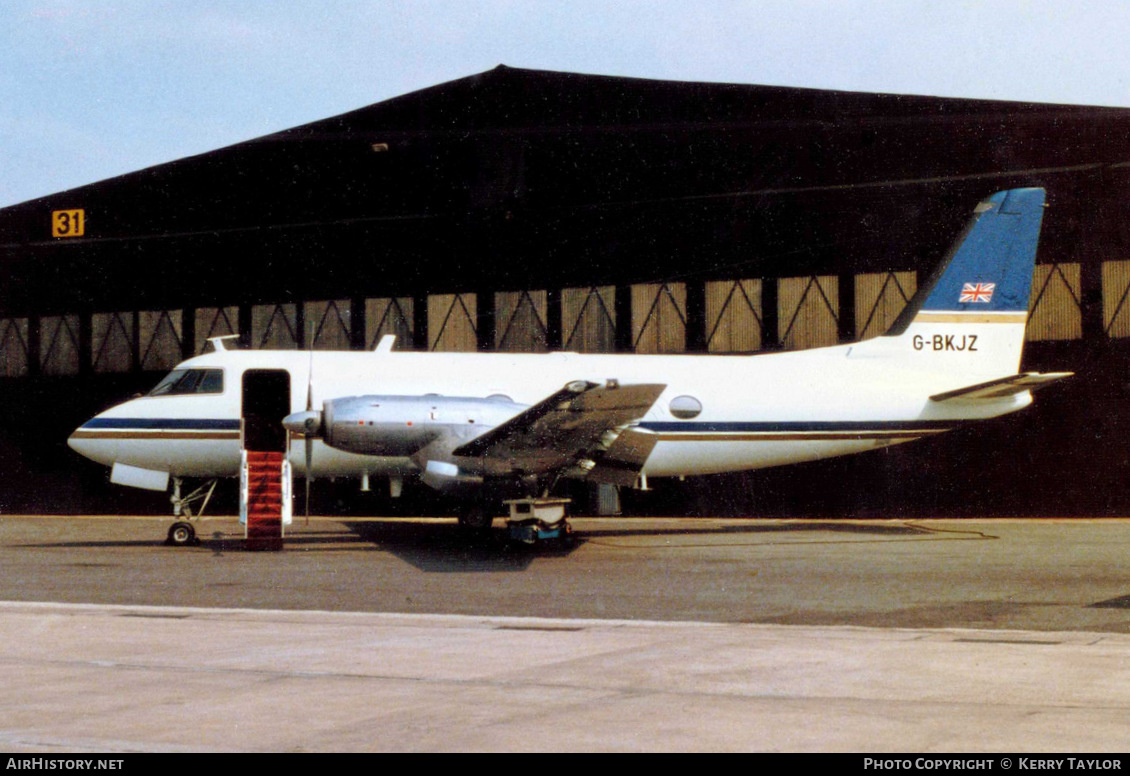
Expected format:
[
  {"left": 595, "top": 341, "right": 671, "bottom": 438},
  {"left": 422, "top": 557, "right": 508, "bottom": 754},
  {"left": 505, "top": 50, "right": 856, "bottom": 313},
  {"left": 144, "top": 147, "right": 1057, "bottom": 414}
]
[
  {"left": 638, "top": 420, "right": 958, "bottom": 433},
  {"left": 81, "top": 418, "right": 241, "bottom": 431}
]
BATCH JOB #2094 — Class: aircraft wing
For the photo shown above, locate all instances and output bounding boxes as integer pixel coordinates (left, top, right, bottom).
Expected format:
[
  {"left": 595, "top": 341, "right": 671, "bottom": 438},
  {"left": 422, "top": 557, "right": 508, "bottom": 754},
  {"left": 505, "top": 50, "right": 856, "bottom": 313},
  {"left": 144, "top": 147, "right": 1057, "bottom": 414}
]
[
  {"left": 929, "top": 372, "right": 1073, "bottom": 402},
  {"left": 452, "top": 380, "right": 665, "bottom": 481}
]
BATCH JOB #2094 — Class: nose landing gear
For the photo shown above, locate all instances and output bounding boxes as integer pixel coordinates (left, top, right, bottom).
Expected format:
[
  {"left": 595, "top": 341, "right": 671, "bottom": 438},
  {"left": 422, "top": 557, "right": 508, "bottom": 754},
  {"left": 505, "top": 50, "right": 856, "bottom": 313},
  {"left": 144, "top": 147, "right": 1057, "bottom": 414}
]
[{"left": 165, "top": 478, "right": 217, "bottom": 547}]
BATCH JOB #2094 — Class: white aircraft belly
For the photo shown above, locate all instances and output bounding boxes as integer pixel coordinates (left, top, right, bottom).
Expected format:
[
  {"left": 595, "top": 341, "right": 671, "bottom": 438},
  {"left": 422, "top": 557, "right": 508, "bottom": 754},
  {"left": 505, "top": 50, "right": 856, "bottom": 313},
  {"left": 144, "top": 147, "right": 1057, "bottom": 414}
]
[
  {"left": 115, "top": 438, "right": 414, "bottom": 479},
  {"left": 643, "top": 435, "right": 924, "bottom": 477},
  {"left": 103, "top": 438, "right": 241, "bottom": 477}
]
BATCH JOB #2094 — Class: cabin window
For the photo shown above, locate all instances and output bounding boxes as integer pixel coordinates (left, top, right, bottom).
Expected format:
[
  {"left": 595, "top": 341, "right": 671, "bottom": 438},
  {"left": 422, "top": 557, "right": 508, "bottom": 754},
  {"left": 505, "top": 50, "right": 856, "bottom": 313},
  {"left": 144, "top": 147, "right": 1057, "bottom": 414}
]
[
  {"left": 149, "top": 369, "right": 224, "bottom": 396},
  {"left": 669, "top": 395, "right": 703, "bottom": 419}
]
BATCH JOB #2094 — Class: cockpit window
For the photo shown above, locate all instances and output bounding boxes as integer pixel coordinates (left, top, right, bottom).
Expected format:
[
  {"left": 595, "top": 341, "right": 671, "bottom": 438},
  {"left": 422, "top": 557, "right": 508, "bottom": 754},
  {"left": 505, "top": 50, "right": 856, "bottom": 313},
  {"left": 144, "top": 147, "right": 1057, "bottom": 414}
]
[{"left": 149, "top": 369, "right": 224, "bottom": 397}]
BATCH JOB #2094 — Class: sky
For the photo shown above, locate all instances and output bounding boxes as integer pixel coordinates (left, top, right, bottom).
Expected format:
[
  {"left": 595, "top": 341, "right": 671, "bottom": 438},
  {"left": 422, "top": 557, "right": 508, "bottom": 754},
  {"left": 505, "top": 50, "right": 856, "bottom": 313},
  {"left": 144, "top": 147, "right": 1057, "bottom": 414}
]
[{"left": 3, "top": 0, "right": 1130, "bottom": 207}]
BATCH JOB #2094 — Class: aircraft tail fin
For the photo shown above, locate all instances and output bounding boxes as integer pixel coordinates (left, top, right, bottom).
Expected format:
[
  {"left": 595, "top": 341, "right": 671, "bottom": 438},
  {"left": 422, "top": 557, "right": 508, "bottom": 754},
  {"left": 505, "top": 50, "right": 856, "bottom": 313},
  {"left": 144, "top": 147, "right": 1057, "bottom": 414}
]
[{"left": 882, "top": 187, "right": 1046, "bottom": 378}]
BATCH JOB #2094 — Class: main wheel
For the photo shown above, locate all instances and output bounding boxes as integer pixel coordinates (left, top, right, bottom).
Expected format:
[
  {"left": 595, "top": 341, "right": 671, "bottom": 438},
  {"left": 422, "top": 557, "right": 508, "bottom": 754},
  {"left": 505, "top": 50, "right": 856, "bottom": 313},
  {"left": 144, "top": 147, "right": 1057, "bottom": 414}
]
[
  {"left": 458, "top": 506, "right": 493, "bottom": 532},
  {"left": 166, "top": 521, "right": 197, "bottom": 547}
]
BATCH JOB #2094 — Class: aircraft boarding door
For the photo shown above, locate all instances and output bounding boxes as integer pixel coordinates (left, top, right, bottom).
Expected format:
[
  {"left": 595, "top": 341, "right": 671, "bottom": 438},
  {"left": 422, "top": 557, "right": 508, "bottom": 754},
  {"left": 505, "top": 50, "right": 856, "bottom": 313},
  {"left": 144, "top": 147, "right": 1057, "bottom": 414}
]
[
  {"left": 240, "top": 369, "right": 292, "bottom": 550},
  {"left": 242, "top": 370, "right": 291, "bottom": 453}
]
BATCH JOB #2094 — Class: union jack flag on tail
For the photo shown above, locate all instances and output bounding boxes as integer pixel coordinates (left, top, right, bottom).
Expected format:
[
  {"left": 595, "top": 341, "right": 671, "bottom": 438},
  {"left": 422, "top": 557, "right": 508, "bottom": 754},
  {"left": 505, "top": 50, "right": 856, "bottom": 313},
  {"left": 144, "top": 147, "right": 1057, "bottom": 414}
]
[{"left": 959, "top": 282, "right": 995, "bottom": 303}]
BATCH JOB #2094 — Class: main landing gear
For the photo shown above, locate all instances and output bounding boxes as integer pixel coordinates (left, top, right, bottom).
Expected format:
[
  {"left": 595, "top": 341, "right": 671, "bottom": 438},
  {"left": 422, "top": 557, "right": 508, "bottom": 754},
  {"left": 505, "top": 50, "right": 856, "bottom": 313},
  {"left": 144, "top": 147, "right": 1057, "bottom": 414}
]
[
  {"left": 165, "top": 477, "right": 217, "bottom": 547},
  {"left": 457, "top": 504, "right": 495, "bottom": 534}
]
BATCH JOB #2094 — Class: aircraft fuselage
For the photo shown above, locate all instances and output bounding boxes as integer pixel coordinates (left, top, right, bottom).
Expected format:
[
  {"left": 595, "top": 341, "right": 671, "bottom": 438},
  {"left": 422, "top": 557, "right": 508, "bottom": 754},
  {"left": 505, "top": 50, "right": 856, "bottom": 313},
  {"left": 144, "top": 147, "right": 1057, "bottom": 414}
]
[{"left": 68, "top": 335, "right": 1029, "bottom": 483}]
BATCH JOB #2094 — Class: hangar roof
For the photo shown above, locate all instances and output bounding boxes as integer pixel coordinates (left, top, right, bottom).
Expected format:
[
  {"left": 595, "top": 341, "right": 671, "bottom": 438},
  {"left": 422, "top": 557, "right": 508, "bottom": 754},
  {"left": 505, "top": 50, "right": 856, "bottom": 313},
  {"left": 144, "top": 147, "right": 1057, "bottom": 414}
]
[{"left": 2, "top": 65, "right": 1130, "bottom": 316}]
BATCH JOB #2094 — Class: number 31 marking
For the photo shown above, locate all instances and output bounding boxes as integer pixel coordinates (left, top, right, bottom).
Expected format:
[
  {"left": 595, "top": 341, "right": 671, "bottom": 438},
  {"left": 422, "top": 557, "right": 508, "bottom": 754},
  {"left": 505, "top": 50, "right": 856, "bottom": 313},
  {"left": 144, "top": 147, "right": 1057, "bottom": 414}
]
[{"left": 52, "top": 209, "right": 85, "bottom": 238}]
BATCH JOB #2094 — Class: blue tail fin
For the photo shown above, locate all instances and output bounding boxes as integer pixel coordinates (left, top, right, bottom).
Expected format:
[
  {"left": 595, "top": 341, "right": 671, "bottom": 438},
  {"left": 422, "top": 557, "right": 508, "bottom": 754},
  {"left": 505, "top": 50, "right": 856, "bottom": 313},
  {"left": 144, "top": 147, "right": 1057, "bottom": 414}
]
[
  {"left": 889, "top": 188, "right": 1046, "bottom": 332},
  {"left": 879, "top": 188, "right": 1046, "bottom": 379}
]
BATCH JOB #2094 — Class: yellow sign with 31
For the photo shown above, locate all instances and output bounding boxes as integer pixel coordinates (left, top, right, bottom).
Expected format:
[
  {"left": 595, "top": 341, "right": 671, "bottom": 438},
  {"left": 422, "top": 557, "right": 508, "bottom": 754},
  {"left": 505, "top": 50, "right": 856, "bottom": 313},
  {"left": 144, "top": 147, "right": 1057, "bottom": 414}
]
[{"left": 51, "top": 209, "right": 85, "bottom": 238}]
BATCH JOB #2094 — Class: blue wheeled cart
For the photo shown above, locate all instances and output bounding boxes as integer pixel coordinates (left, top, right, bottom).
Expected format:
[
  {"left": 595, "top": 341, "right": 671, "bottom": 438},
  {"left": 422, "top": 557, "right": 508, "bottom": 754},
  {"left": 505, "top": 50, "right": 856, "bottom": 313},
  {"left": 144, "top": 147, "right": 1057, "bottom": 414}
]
[{"left": 505, "top": 498, "right": 573, "bottom": 544}]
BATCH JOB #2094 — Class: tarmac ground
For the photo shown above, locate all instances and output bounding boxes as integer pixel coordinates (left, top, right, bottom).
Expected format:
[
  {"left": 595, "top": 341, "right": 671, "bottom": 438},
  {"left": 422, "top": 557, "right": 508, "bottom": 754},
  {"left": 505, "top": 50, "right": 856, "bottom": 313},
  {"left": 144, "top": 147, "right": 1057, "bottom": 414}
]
[{"left": 3, "top": 515, "right": 1130, "bottom": 752}]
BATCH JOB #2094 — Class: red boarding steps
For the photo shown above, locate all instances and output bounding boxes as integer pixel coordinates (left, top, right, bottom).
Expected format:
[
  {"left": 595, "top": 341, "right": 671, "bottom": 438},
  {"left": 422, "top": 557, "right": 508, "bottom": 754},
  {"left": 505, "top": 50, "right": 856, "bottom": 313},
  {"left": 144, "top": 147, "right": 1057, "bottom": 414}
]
[{"left": 242, "top": 450, "right": 287, "bottom": 551}]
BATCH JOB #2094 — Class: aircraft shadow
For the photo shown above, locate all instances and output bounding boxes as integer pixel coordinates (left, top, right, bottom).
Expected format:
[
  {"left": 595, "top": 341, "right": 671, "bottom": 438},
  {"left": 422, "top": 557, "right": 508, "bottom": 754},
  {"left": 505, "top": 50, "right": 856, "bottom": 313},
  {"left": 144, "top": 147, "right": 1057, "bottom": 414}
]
[
  {"left": 1089, "top": 594, "right": 1130, "bottom": 609},
  {"left": 582, "top": 520, "right": 939, "bottom": 540},
  {"left": 337, "top": 520, "right": 580, "bottom": 572},
  {"left": 9, "top": 520, "right": 581, "bottom": 572},
  {"left": 9, "top": 530, "right": 382, "bottom": 552},
  {"left": 13, "top": 539, "right": 170, "bottom": 550},
  {"left": 9, "top": 519, "right": 947, "bottom": 572}
]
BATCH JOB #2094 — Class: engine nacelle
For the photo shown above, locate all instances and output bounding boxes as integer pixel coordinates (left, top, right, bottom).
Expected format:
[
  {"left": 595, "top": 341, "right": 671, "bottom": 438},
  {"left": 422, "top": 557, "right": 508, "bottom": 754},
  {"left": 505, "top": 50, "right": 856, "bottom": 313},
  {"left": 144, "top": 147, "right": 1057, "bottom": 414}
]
[
  {"left": 419, "top": 460, "right": 483, "bottom": 493},
  {"left": 316, "top": 394, "right": 525, "bottom": 456}
]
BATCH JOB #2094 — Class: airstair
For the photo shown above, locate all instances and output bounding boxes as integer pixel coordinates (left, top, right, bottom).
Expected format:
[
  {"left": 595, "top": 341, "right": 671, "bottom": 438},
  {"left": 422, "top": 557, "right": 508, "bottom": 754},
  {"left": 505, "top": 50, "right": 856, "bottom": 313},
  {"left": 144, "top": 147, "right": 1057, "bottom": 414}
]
[{"left": 239, "top": 450, "right": 293, "bottom": 550}]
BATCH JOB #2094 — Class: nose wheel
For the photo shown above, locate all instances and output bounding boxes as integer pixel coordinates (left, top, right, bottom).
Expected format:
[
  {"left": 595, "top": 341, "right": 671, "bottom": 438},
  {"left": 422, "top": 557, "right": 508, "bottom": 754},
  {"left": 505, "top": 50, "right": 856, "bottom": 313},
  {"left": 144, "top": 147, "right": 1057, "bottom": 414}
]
[{"left": 166, "top": 521, "right": 198, "bottom": 546}]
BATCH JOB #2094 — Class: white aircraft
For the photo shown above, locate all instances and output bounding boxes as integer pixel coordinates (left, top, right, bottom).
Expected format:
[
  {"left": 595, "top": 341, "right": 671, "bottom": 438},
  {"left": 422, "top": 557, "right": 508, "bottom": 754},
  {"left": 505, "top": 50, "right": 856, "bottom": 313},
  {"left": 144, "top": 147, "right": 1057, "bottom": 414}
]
[{"left": 69, "top": 187, "right": 1069, "bottom": 543}]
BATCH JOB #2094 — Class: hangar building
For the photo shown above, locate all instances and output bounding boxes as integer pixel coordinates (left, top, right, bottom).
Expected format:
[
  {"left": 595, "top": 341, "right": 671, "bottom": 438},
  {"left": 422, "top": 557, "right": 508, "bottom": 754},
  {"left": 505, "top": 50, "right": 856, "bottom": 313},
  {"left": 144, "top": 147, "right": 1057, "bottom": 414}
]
[{"left": 1, "top": 66, "right": 1128, "bottom": 517}]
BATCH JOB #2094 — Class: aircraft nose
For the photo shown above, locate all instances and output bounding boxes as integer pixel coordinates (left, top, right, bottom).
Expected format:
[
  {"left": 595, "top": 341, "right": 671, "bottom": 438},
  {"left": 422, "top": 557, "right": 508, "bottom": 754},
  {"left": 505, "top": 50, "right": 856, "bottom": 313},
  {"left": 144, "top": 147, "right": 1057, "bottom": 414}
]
[
  {"left": 67, "top": 422, "right": 93, "bottom": 457},
  {"left": 67, "top": 418, "right": 111, "bottom": 465}
]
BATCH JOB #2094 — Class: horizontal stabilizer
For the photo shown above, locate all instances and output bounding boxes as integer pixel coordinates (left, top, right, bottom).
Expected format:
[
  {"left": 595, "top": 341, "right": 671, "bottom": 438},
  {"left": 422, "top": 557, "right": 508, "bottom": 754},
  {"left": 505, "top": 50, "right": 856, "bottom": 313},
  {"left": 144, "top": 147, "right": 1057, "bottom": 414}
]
[{"left": 929, "top": 372, "right": 1073, "bottom": 402}]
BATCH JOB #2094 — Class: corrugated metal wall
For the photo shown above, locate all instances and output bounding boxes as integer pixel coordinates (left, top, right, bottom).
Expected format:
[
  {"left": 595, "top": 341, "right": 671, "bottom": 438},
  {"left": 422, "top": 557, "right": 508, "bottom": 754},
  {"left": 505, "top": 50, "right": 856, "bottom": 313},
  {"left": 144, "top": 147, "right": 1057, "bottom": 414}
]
[
  {"left": 779, "top": 275, "right": 839, "bottom": 351},
  {"left": 1103, "top": 261, "right": 1130, "bottom": 338},
  {"left": 562, "top": 286, "right": 616, "bottom": 352},
  {"left": 855, "top": 272, "right": 916, "bottom": 340},
  {"left": 194, "top": 307, "right": 238, "bottom": 354},
  {"left": 252, "top": 303, "right": 299, "bottom": 350},
  {"left": 365, "top": 297, "right": 414, "bottom": 349},
  {"left": 138, "top": 310, "right": 182, "bottom": 372},
  {"left": 13, "top": 263, "right": 1122, "bottom": 376},
  {"left": 495, "top": 290, "right": 548, "bottom": 352},
  {"left": 632, "top": 282, "right": 686, "bottom": 354},
  {"left": 38, "top": 316, "right": 79, "bottom": 375},
  {"left": 428, "top": 293, "right": 477, "bottom": 352},
  {"left": 1027, "top": 264, "right": 1082, "bottom": 341},
  {"left": 304, "top": 300, "right": 351, "bottom": 350},
  {"left": 0, "top": 319, "right": 28, "bottom": 377},
  {"left": 91, "top": 312, "right": 132, "bottom": 373},
  {"left": 705, "top": 279, "right": 762, "bottom": 353}
]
